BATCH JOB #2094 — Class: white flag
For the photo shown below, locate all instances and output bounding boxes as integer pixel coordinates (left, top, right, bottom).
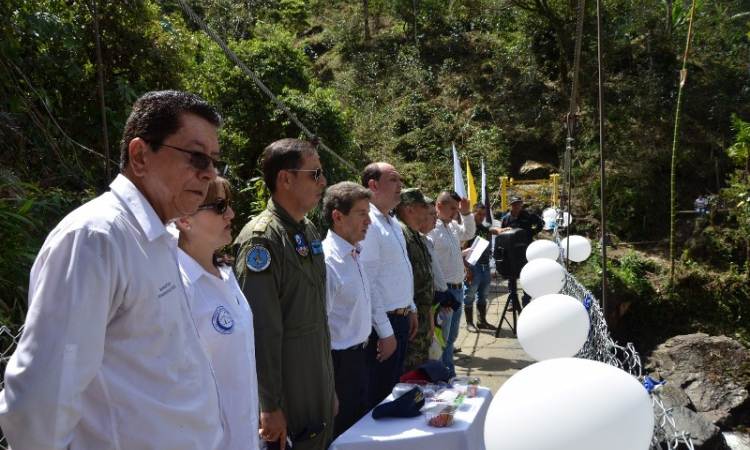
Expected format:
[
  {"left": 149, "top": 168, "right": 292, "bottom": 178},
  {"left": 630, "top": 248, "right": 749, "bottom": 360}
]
[{"left": 453, "top": 142, "right": 467, "bottom": 198}]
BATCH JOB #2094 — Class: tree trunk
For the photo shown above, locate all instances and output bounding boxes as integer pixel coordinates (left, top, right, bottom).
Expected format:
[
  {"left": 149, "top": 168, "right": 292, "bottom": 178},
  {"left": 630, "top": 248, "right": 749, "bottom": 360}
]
[{"left": 363, "top": 0, "right": 370, "bottom": 40}]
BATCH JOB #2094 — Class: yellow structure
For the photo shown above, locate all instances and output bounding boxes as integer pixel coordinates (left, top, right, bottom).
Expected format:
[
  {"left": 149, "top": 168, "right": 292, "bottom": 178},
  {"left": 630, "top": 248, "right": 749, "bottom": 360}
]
[{"left": 499, "top": 174, "right": 560, "bottom": 212}]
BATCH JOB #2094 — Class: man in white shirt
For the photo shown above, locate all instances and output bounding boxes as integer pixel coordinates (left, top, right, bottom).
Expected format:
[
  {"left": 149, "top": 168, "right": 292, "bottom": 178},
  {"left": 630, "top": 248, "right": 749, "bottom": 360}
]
[
  {"left": 322, "top": 181, "right": 374, "bottom": 440},
  {"left": 427, "top": 190, "right": 475, "bottom": 378},
  {"left": 359, "top": 162, "right": 418, "bottom": 408},
  {"left": 0, "top": 90, "right": 226, "bottom": 450}
]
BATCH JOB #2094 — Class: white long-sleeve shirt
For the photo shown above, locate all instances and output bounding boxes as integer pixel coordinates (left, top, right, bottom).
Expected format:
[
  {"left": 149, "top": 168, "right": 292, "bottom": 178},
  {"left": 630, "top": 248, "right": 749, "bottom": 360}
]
[
  {"left": 178, "top": 250, "right": 259, "bottom": 450},
  {"left": 323, "top": 230, "right": 373, "bottom": 349},
  {"left": 0, "top": 175, "right": 222, "bottom": 450},
  {"left": 359, "top": 203, "right": 415, "bottom": 339},
  {"left": 427, "top": 215, "right": 476, "bottom": 284},
  {"left": 425, "top": 238, "right": 448, "bottom": 292}
]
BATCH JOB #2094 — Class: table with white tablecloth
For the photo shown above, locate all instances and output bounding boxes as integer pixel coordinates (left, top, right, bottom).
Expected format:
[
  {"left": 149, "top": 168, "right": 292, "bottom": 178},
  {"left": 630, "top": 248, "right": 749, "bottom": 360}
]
[{"left": 330, "top": 386, "right": 493, "bottom": 450}]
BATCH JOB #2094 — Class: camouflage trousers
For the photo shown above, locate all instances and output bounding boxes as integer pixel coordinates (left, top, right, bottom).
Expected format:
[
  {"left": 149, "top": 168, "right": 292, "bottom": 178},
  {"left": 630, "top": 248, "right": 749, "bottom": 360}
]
[{"left": 402, "top": 311, "right": 432, "bottom": 374}]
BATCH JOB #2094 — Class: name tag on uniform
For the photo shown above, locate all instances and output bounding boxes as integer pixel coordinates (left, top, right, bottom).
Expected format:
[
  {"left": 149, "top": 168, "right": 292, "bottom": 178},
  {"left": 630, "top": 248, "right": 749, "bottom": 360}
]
[{"left": 311, "top": 240, "right": 323, "bottom": 255}]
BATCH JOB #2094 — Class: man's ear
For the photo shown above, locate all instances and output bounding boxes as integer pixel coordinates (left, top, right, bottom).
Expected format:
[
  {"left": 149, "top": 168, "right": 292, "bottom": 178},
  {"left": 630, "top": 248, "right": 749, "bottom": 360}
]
[
  {"left": 332, "top": 209, "right": 344, "bottom": 226},
  {"left": 367, "top": 178, "right": 377, "bottom": 193},
  {"left": 278, "top": 170, "right": 291, "bottom": 190},
  {"left": 128, "top": 138, "right": 149, "bottom": 177}
]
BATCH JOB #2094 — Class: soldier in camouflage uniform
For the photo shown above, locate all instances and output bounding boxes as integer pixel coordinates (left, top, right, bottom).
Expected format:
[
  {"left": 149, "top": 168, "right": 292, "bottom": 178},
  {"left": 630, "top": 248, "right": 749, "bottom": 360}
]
[
  {"left": 233, "top": 138, "right": 334, "bottom": 450},
  {"left": 395, "top": 188, "right": 435, "bottom": 373}
]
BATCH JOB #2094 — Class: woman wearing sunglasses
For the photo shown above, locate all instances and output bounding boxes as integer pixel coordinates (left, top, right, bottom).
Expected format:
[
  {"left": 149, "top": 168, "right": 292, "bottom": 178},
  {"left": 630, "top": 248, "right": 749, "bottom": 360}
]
[{"left": 175, "top": 177, "right": 259, "bottom": 450}]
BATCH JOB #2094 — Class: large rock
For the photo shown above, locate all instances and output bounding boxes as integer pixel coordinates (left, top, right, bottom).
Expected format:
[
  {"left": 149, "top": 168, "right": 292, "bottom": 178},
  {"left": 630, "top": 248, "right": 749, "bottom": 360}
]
[
  {"left": 653, "top": 387, "right": 726, "bottom": 450},
  {"left": 646, "top": 334, "right": 750, "bottom": 429}
]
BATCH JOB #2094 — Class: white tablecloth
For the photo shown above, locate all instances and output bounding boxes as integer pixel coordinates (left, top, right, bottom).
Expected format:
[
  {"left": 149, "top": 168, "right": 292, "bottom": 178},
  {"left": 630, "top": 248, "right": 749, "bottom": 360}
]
[{"left": 330, "top": 387, "right": 493, "bottom": 450}]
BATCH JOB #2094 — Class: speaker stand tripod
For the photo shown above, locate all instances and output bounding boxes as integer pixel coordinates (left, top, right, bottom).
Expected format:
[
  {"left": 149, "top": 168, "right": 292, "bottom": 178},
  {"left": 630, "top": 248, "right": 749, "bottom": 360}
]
[{"left": 494, "top": 278, "right": 520, "bottom": 337}]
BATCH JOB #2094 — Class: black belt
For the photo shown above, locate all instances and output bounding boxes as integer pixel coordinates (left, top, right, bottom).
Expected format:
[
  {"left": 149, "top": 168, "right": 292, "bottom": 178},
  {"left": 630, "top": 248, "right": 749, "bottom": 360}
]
[
  {"left": 340, "top": 339, "right": 369, "bottom": 351},
  {"left": 447, "top": 283, "right": 462, "bottom": 290}
]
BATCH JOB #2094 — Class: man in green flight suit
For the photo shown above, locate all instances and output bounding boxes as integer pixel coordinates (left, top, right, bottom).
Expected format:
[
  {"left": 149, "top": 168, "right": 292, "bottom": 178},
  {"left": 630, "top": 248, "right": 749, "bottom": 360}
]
[
  {"left": 395, "top": 188, "right": 435, "bottom": 373},
  {"left": 234, "top": 138, "right": 335, "bottom": 450}
]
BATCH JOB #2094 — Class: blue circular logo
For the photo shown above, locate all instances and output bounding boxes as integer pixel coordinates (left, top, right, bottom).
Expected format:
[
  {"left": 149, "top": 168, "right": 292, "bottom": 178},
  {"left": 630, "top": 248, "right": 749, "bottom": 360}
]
[
  {"left": 212, "top": 306, "right": 234, "bottom": 334},
  {"left": 246, "top": 245, "right": 271, "bottom": 272}
]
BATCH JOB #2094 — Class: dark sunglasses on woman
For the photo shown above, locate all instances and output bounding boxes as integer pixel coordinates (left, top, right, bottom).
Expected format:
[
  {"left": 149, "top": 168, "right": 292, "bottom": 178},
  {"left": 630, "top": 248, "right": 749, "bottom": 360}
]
[{"left": 197, "top": 198, "right": 230, "bottom": 214}]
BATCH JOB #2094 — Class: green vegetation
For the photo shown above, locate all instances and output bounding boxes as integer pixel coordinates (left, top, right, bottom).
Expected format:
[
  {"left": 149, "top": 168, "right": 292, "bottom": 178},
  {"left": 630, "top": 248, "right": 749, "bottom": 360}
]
[{"left": 1, "top": 0, "right": 749, "bottom": 347}]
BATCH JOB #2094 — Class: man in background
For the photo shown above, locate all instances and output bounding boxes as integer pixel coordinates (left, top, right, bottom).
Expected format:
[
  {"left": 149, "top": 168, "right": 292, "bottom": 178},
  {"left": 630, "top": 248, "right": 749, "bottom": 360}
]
[
  {"left": 0, "top": 90, "right": 225, "bottom": 449},
  {"left": 499, "top": 195, "right": 543, "bottom": 307},
  {"left": 359, "top": 162, "right": 418, "bottom": 408},
  {"left": 395, "top": 188, "right": 434, "bottom": 372},
  {"left": 322, "top": 181, "right": 373, "bottom": 440},
  {"left": 234, "top": 138, "right": 334, "bottom": 450},
  {"left": 463, "top": 203, "right": 501, "bottom": 332},
  {"left": 427, "top": 190, "right": 475, "bottom": 378}
]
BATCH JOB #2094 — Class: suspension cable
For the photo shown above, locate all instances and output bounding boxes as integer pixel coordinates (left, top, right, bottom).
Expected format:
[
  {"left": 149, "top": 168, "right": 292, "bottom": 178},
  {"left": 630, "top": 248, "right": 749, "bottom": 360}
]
[{"left": 173, "top": 0, "right": 359, "bottom": 175}]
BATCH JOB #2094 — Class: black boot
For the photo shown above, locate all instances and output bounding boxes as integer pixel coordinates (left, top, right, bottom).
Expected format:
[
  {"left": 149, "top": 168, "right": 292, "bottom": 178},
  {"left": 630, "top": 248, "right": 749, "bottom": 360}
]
[
  {"left": 477, "top": 303, "right": 497, "bottom": 330},
  {"left": 464, "top": 306, "right": 478, "bottom": 333}
]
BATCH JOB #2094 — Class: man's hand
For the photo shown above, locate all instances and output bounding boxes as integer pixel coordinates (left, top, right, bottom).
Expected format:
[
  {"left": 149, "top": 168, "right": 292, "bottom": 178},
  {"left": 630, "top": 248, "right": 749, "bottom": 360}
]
[
  {"left": 407, "top": 311, "right": 418, "bottom": 340},
  {"left": 377, "top": 335, "right": 397, "bottom": 362},
  {"left": 458, "top": 197, "right": 471, "bottom": 215},
  {"left": 259, "top": 409, "right": 287, "bottom": 449}
]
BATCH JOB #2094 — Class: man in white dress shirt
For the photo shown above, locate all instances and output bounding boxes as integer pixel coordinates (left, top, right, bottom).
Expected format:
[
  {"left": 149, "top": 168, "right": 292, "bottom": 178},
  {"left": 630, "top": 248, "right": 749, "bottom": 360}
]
[
  {"left": 427, "top": 190, "right": 475, "bottom": 378},
  {"left": 0, "top": 91, "right": 225, "bottom": 450},
  {"left": 322, "top": 181, "right": 374, "bottom": 440},
  {"left": 359, "top": 162, "right": 418, "bottom": 408}
]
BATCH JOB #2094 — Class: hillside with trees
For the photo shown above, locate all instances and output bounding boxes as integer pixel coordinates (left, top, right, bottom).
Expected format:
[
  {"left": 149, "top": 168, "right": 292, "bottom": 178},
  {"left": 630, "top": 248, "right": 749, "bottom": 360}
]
[{"left": 1, "top": 0, "right": 749, "bottom": 348}]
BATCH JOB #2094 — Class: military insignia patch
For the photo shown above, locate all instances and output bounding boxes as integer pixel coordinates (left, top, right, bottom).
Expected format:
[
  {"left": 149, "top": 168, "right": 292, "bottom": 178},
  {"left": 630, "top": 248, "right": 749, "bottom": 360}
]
[
  {"left": 294, "top": 233, "right": 309, "bottom": 257},
  {"left": 212, "top": 306, "right": 234, "bottom": 334},
  {"left": 246, "top": 245, "right": 271, "bottom": 272},
  {"left": 311, "top": 240, "right": 323, "bottom": 255}
]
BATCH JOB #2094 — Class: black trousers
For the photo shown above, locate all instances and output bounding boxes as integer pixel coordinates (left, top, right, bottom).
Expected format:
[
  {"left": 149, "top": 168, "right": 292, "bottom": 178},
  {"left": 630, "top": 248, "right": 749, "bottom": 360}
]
[{"left": 331, "top": 348, "right": 368, "bottom": 441}]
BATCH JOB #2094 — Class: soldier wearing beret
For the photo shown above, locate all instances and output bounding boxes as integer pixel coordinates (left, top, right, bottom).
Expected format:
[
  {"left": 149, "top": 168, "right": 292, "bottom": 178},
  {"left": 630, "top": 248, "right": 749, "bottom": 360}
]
[{"left": 234, "top": 138, "right": 334, "bottom": 450}]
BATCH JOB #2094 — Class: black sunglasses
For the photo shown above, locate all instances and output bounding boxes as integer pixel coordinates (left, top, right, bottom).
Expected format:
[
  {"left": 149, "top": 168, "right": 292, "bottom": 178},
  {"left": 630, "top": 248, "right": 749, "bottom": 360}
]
[
  {"left": 144, "top": 140, "right": 228, "bottom": 176},
  {"left": 286, "top": 168, "right": 324, "bottom": 181},
  {"left": 197, "top": 198, "right": 230, "bottom": 214}
]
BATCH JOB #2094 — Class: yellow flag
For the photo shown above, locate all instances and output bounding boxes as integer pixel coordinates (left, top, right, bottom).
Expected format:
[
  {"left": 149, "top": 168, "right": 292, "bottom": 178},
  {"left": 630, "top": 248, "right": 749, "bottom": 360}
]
[{"left": 466, "top": 158, "right": 477, "bottom": 207}]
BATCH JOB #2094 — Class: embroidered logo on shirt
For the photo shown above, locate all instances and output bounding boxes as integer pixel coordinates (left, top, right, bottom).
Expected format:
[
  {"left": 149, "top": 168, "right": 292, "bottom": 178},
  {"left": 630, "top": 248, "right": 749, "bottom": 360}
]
[
  {"left": 246, "top": 245, "right": 271, "bottom": 272},
  {"left": 294, "top": 233, "right": 309, "bottom": 257},
  {"left": 311, "top": 240, "right": 323, "bottom": 255},
  {"left": 212, "top": 306, "right": 234, "bottom": 334}
]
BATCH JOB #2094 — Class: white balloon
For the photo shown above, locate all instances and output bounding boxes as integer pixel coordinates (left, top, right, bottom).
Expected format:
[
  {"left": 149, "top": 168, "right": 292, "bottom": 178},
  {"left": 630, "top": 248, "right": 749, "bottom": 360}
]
[
  {"left": 519, "top": 258, "right": 565, "bottom": 298},
  {"left": 542, "top": 207, "right": 557, "bottom": 220},
  {"left": 525, "top": 239, "right": 560, "bottom": 261},
  {"left": 561, "top": 235, "right": 592, "bottom": 262},
  {"left": 517, "top": 294, "right": 590, "bottom": 361},
  {"left": 484, "top": 358, "right": 654, "bottom": 450}
]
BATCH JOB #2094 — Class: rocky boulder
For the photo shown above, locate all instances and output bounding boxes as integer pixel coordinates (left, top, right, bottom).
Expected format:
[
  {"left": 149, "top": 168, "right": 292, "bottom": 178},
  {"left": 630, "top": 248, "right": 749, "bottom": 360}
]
[
  {"left": 645, "top": 334, "right": 750, "bottom": 449},
  {"left": 646, "top": 333, "right": 750, "bottom": 430}
]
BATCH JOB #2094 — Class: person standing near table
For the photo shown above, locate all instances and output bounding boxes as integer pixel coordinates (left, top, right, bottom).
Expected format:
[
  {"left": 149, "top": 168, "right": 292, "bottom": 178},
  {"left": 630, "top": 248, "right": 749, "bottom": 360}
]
[
  {"left": 427, "top": 190, "right": 475, "bottom": 378},
  {"left": 395, "top": 188, "right": 435, "bottom": 373},
  {"left": 175, "top": 177, "right": 259, "bottom": 450},
  {"left": 234, "top": 138, "right": 334, "bottom": 450},
  {"left": 499, "top": 195, "right": 543, "bottom": 307},
  {"left": 463, "top": 203, "right": 501, "bottom": 333},
  {"left": 359, "top": 162, "right": 418, "bottom": 408},
  {"left": 322, "top": 181, "right": 374, "bottom": 440},
  {"left": 0, "top": 90, "right": 225, "bottom": 449}
]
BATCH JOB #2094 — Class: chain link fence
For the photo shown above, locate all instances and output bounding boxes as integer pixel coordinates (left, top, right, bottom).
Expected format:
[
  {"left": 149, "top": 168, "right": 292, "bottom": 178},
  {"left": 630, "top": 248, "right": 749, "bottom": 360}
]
[{"left": 562, "top": 271, "right": 695, "bottom": 450}]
